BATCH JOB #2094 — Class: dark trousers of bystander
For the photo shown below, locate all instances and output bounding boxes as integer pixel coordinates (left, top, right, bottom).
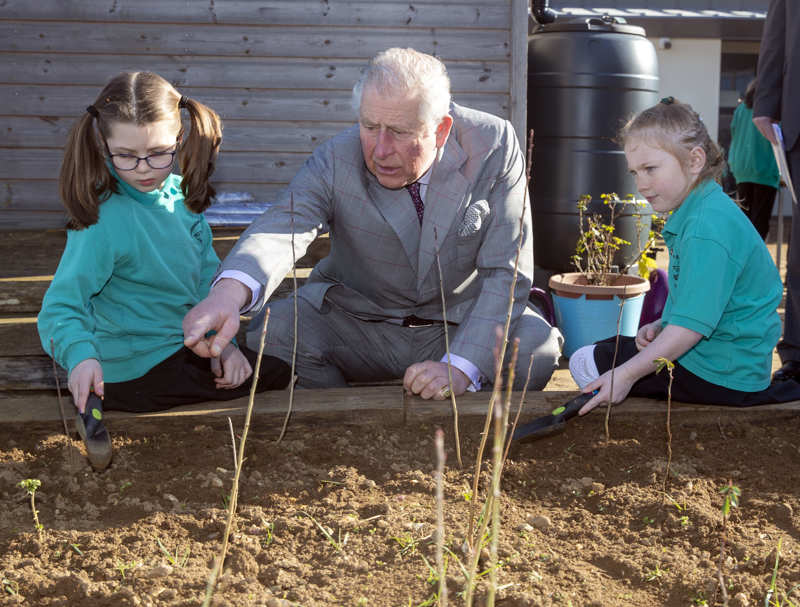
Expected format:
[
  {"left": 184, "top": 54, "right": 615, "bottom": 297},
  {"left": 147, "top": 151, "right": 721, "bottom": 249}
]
[
  {"left": 736, "top": 181, "right": 778, "bottom": 240},
  {"left": 100, "top": 346, "right": 291, "bottom": 412},
  {"left": 778, "top": 145, "right": 800, "bottom": 363}
]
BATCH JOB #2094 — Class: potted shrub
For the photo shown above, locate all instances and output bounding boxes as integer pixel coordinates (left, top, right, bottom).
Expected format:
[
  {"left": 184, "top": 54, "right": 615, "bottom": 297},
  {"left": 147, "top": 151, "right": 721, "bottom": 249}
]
[{"left": 549, "top": 193, "right": 659, "bottom": 357}]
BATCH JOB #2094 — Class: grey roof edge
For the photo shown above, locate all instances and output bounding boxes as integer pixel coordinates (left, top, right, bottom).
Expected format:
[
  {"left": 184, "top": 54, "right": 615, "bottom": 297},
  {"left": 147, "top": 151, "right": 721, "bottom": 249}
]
[{"left": 532, "top": 7, "right": 766, "bottom": 40}]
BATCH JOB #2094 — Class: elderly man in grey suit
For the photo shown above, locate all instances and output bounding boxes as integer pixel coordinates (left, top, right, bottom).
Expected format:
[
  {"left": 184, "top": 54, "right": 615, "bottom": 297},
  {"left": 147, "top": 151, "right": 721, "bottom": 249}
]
[
  {"left": 753, "top": 0, "right": 800, "bottom": 382},
  {"left": 184, "top": 47, "right": 562, "bottom": 399}
]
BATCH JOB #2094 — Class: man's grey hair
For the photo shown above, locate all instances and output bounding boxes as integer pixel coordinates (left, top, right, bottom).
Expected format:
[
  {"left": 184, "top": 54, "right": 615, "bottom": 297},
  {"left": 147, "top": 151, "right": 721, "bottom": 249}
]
[{"left": 352, "top": 48, "right": 451, "bottom": 128}]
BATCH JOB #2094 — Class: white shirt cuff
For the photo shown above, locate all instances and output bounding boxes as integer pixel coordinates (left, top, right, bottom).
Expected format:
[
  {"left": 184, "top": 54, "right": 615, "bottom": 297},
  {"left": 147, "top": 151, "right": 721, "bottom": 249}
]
[
  {"left": 213, "top": 271, "right": 261, "bottom": 313},
  {"left": 440, "top": 353, "right": 484, "bottom": 392}
]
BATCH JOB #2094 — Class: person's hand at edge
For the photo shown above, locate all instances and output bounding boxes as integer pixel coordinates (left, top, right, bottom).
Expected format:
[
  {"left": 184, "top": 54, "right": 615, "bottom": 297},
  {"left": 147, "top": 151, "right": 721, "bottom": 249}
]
[
  {"left": 211, "top": 343, "right": 253, "bottom": 389},
  {"left": 635, "top": 320, "right": 663, "bottom": 351},
  {"left": 68, "top": 358, "right": 104, "bottom": 413},
  {"left": 183, "top": 278, "right": 251, "bottom": 358},
  {"left": 403, "top": 360, "right": 471, "bottom": 400},
  {"left": 578, "top": 366, "right": 636, "bottom": 416},
  {"left": 753, "top": 115, "right": 778, "bottom": 144}
]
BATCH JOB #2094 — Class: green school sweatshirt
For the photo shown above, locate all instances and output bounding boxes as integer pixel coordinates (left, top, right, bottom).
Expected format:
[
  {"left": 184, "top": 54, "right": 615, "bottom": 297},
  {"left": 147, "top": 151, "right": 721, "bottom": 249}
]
[
  {"left": 728, "top": 103, "right": 780, "bottom": 189},
  {"left": 38, "top": 172, "right": 219, "bottom": 382}
]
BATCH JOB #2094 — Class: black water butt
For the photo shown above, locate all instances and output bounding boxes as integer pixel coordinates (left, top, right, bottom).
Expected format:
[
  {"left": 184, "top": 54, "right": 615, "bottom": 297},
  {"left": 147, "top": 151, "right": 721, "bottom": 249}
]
[{"left": 528, "top": 15, "right": 659, "bottom": 272}]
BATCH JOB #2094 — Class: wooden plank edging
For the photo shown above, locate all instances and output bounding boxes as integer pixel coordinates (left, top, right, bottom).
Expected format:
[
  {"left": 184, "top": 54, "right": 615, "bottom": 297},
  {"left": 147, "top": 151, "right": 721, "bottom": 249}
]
[{"left": 2, "top": 387, "right": 799, "bottom": 426}]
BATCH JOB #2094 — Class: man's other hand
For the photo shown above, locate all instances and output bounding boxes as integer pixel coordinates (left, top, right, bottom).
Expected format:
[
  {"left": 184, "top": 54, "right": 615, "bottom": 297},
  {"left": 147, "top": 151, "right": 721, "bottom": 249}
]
[
  {"left": 183, "top": 279, "right": 251, "bottom": 358},
  {"left": 752, "top": 115, "right": 778, "bottom": 144},
  {"left": 403, "top": 360, "right": 471, "bottom": 400}
]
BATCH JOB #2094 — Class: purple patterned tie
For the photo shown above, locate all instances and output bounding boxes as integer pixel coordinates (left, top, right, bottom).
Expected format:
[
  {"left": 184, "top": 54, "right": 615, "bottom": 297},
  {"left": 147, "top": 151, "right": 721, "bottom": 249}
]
[{"left": 406, "top": 182, "right": 424, "bottom": 225}]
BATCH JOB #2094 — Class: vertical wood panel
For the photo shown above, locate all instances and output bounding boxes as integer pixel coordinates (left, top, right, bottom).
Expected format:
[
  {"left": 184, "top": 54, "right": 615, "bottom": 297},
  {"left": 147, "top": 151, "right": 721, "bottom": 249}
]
[{"left": 511, "top": 0, "right": 529, "bottom": 149}]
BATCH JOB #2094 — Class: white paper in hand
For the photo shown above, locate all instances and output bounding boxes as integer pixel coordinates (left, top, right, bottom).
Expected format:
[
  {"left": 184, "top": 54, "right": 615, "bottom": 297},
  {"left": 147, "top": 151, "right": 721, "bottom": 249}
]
[{"left": 771, "top": 123, "right": 797, "bottom": 204}]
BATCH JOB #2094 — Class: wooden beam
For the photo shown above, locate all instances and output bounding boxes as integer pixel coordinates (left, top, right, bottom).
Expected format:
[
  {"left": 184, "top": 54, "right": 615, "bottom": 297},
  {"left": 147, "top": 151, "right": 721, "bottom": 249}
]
[
  {"left": 0, "top": 1, "right": 511, "bottom": 29},
  {"left": 3, "top": 386, "right": 799, "bottom": 426},
  {"left": 1, "top": 22, "right": 511, "bottom": 61},
  {"left": 0, "top": 56, "right": 509, "bottom": 93},
  {"left": 1, "top": 86, "right": 508, "bottom": 123}
]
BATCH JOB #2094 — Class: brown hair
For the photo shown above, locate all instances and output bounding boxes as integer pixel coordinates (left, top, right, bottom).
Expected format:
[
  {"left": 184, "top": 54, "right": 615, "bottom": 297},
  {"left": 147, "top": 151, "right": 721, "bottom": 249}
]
[
  {"left": 618, "top": 98, "right": 725, "bottom": 186},
  {"left": 60, "top": 71, "right": 222, "bottom": 228}
]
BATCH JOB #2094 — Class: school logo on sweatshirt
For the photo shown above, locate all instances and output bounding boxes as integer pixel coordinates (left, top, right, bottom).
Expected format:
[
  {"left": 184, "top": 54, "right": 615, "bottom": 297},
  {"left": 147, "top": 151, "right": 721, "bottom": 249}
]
[{"left": 668, "top": 246, "right": 680, "bottom": 286}]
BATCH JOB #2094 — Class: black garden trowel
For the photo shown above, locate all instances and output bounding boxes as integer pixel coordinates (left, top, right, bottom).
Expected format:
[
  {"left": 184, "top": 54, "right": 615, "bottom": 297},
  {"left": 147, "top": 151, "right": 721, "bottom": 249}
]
[{"left": 512, "top": 391, "right": 596, "bottom": 442}]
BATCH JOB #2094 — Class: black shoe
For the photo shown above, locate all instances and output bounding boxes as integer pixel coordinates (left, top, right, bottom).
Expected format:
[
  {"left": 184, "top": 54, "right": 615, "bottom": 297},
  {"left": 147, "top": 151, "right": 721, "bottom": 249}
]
[
  {"left": 75, "top": 394, "right": 113, "bottom": 471},
  {"left": 773, "top": 360, "right": 800, "bottom": 382}
]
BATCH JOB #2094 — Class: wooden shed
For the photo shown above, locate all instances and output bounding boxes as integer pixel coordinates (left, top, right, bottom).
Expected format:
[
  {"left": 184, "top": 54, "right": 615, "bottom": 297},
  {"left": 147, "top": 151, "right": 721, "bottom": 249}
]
[
  {"left": 0, "top": 0, "right": 529, "bottom": 229},
  {"left": 0, "top": 0, "right": 529, "bottom": 392}
]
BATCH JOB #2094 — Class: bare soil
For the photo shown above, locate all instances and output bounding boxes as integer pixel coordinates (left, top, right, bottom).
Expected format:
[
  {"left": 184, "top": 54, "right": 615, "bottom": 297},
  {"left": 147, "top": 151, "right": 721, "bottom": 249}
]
[
  {"left": 2, "top": 236, "right": 796, "bottom": 606},
  {"left": 2, "top": 396, "right": 799, "bottom": 607}
]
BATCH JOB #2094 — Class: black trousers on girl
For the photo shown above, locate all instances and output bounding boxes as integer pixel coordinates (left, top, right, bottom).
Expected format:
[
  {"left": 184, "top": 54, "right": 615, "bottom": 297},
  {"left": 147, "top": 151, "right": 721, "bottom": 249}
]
[
  {"left": 101, "top": 346, "right": 291, "bottom": 412},
  {"left": 593, "top": 336, "right": 800, "bottom": 406}
]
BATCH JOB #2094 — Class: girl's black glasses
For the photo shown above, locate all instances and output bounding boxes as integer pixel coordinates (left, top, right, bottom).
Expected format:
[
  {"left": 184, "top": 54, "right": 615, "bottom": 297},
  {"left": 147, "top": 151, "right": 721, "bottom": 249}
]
[{"left": 103, "top": 138, "right": 179, "bottom": 171}]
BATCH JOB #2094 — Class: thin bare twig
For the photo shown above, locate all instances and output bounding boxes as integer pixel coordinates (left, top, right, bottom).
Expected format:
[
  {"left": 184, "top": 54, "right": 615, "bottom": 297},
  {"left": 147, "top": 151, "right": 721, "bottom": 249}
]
[
  {"left": 658, "top": 359, "right": 675, "bottom": 498},
  {"left": 434, "top": 226, "right": 462, "bottom": 468},
  {"left": 604, "top": 285, "right": 627, "bottom": 441},
  {"left": 467, "top": 128, "right": 534, "bottom": 545},
  {"left": 277, "top": 192, "right": 299, "bottom": 443},
  {"left": 468, "top": 329, "right": 503, "bottom": 547},
  {"left": 503, "top": 354, "right": 534, "bottom": 465},
  {"left": 487, "top": 373, "right": 506, "bottom": 607},
  {"left": 434, "top": 428, "right": 448, "bottom": 607},
  {"left": 50, "top": 339, "right": 69, "bottom": 436},
  {"left": 465, "top": 332, "right": 504, "bottom": 607},
  {"left": 202, "top": 308, "right": 271, "bottom": 606},
  {"left": 227, "top": 417, "right": 238, "bottom": 470},
  {"left": 466, "top": 343, "right": 517, "bottom": 607}
]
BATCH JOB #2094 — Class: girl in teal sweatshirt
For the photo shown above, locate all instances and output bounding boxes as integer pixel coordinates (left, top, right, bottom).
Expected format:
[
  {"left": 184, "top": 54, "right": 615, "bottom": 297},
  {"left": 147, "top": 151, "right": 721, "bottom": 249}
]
[{"left": 38, "top": 72, "right": 289, "bottom": 470}]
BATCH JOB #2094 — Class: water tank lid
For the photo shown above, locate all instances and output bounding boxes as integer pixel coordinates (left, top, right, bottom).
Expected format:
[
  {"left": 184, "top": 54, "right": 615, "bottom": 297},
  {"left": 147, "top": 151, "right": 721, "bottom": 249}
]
[{"left": 533, "top": 15, "right": 646, "bottom": 37}]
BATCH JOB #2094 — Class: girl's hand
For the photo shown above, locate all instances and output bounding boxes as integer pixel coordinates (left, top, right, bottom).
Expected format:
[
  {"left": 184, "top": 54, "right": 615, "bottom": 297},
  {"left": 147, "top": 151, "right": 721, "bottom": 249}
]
[
  {"left": 68, "top": 358, "right": 104, "bottom": 413},
  {"left": 579, "top": 366, "right": 636, "bottom": 415},
  {"left": 210, "top": 343, "right": 253, "bottom": 389},
  {"left": 635, "top": 320, "right": 663, "bottom": 350}
]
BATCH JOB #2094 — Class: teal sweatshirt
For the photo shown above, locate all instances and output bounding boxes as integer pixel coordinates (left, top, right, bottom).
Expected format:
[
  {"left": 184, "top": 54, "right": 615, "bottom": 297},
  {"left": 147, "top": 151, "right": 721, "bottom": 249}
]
[
  {"left": 38, "top": 172, "right": 220, "bottom": 382},
  {"left": 727, "top": 103, "right": 780, "bottom": 189}
]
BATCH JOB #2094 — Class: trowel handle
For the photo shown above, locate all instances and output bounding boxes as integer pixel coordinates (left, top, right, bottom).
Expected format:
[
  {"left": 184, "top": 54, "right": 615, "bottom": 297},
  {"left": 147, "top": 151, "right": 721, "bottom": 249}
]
[{"left": 553, "top": 391, "right": 596, "bottom": 422}]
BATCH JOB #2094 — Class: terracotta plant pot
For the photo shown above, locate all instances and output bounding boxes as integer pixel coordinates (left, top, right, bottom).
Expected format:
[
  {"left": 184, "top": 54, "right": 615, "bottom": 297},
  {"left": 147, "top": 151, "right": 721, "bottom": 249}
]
[{"left": 549, "top": 272, "right": 651, "bottom": 357}]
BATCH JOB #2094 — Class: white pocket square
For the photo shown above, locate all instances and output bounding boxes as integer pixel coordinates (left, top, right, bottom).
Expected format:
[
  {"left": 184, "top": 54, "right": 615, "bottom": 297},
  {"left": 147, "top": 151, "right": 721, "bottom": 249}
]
[{"left": 458, "top": 200, "right": 490, "bottom": 237}]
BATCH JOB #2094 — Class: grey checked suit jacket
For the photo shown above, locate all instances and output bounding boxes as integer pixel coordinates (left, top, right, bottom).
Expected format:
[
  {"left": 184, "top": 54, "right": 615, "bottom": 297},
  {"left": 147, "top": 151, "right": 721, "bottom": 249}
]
[
  {"left": 754, "top": 0, "right": 800, "bottom": 151},
  {"left": 220, "top": 103, "right": 533, "bottom": 378}
]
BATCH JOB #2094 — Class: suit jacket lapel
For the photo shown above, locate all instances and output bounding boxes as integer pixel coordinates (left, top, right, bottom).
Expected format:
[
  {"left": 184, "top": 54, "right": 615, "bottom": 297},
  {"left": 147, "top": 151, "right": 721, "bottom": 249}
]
[
  {"left": 417, "top": 137, "right": 469, "bottom": 288},
  {"left": 366, "top": 171, "right": 421, "bottom": 272}
]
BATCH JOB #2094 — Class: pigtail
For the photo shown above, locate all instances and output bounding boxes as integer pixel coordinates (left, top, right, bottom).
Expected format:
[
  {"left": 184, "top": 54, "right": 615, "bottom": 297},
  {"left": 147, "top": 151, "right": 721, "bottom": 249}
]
[
  {"left": 178, "top": 97, "right": 222, "bottom": 213},
  {"left": 699, "top": 137, "right": 726, "bottom": 184},
  {"left": 59, "top": 111, "right": 114, "bottom": 229}
]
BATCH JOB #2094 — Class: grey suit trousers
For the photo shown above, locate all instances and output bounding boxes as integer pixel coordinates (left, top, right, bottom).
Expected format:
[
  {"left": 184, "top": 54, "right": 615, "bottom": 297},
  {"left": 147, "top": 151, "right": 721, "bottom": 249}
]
[{"left": 249, "top": 295, "right": 562, "bottom": 390}]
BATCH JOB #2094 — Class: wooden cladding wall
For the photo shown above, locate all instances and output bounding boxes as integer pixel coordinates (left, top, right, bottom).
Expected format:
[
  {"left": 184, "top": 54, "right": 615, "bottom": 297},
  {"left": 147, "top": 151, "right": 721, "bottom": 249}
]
[{"left": 0, "top": 0, "right": 527, "bottom": 230}]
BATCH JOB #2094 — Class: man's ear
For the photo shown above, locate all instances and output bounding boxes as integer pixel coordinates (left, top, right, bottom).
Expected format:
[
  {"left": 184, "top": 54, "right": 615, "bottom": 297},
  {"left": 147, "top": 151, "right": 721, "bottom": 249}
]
[
  {"left": 435, "top": 115, "right": 454, "bottom": 148},
  {"left": 687, "top": 145, "right": 706, "bottom": 177}
]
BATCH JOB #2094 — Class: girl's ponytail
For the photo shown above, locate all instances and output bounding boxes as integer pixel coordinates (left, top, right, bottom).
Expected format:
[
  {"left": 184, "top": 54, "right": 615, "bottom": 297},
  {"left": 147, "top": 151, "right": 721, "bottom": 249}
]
[
  {"left": 59, "top": 109, "right": 114, "bottom": 229},
  {"left": 178, "top": 97, "right": 222, "bottom": 213}
]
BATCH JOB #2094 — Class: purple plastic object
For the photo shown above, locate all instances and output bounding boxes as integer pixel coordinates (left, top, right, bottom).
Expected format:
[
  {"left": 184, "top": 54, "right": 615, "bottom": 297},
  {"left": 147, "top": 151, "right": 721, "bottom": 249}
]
[
  {"left": 529, "top": 286, "right": 557, "bottom": 327},
  {"left": 639, "top": 268, "right": 668, "bottom": 327}
]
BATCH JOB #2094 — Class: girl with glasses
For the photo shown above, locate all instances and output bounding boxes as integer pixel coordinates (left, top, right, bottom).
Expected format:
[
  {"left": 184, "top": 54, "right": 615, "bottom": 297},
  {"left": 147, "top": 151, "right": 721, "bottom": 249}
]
[{"left": 38, "top": 72, "right": 290, "bottom": 470}]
